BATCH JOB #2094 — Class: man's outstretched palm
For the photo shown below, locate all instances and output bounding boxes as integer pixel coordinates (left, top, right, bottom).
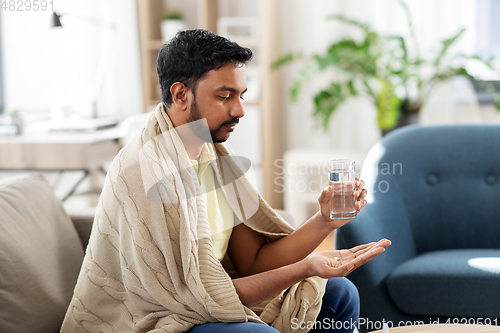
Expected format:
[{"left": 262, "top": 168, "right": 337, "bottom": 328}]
[{"left": 304, "top": 239, "right": 391, "bottom": 279}]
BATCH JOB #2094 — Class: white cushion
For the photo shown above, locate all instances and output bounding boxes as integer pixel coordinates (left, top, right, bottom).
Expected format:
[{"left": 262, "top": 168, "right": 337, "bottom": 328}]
[{"left": 0, "top": 173, "right": 84, "bottom": 333}]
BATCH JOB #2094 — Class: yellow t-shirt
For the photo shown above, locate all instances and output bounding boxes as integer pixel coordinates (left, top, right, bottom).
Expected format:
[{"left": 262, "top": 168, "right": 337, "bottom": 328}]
[{"left": 190, "top": 144, "right": 234, "bottom": 261}]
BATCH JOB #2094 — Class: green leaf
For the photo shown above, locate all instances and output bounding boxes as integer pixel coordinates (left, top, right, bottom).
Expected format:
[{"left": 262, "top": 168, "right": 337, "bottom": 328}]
[
  {"left": 430, "top": 66, "right": 473, "bottom": 83},
  {"left": 398, "top": 0, "right": 420, "bottom": 59},
  {"left": 386, "top": 36, "right": 408, "bottom": 63},
  {"left": 271, "top": 52, "right": 304, "bottom": 69},
  {"left": 4, "top": 107, "right": 18, "bottom": 117},
  {"left": 482, "top": 82, "right": 500, "bottom": 110},
  {"left": 312, "top": 83, "right": 348, "bottom": 130},
  {"left": 290, "top": 80, "right": 302, "bottom": 103},
  {"left": 486, "top": 56, "right": 496, "bottom": 68},
  {"left": 348, "top": 81, "right": 358, "bottom": 95},
  {"left": 376, "top": 77, "right": 401, "bottom": 130},
  {"left": 317, "top": 38, "right": 378, "bottom": 76},
  {"left": 433, "top": 28, "right": 465, "bottom": 67},
  {"left": 272, "top": 0, "right": 499, "bottom": 131},
  {"left": 287, "top": 62, "right": 317, "bottom": 103}
]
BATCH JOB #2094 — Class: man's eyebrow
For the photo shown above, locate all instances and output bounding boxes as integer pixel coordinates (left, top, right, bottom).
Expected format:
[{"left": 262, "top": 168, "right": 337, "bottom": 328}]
[{"left": 215, "top": 86, "right": 248, "bottom": 94}]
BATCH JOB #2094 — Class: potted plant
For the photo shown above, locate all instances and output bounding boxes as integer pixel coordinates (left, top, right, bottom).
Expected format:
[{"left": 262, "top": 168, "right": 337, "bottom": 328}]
[
  {"left": 161, "top": 9, "right": 185, "bottom": 42},
  {"left": 273, "top": 0, "right": 499, "bottom": 134},
  {"left": 0, "top": 107, "right": 22, "bottom": 136}
]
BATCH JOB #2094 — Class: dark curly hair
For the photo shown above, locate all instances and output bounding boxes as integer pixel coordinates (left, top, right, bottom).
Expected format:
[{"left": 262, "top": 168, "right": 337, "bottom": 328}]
[{"left": 156, "top": 29, "right": 253, "bottom": 108}]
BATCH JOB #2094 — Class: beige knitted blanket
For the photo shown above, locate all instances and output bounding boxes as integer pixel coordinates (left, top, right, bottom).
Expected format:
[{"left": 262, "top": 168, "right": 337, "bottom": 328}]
[{"left": 61, "top": 104, "right": 326, "bottom": 333}]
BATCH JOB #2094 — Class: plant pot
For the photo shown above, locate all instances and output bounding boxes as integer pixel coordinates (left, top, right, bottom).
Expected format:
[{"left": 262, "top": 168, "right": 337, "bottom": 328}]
[
  {"left": 381, "top": 113, "right": 419, "bottom": 136},
  {"left": 161, "top": 19, "right": 185, "bottom": 42}
]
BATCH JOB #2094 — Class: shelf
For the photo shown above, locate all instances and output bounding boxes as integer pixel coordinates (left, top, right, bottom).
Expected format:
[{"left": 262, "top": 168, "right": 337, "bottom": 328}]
[
  {"left": 242, "top": 100, "right": 260, "bottom": 106},
  {"left": 137, "top": 0, "right": 163, "bottom": 113},
  {"left": 148, "top": 39, "right": 165, "bottom": 50},
  {"left": 227, "top": 38, "right": 260, "bottom": 48}
]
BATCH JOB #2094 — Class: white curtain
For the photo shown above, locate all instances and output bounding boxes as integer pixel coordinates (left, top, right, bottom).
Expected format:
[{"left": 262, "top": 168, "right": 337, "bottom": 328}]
[{"left": 475, "top": 0, "right": 500, "bottom": 73}]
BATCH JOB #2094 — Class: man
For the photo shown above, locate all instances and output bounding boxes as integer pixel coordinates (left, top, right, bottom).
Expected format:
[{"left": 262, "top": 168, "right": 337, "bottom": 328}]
[{"left": 61, "top": 29, "right": 390, "bottom": 333}]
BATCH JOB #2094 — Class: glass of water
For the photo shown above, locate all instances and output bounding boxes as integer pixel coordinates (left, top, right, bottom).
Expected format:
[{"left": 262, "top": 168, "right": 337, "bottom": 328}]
[{"left": 328, "top": 159, "right": 357, "bottom": 220}]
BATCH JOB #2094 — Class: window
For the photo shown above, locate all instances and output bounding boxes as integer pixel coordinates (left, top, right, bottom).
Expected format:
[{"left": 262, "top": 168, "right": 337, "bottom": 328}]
[{"left": 473, "top": 0, "right": 500, "bottom": 105}]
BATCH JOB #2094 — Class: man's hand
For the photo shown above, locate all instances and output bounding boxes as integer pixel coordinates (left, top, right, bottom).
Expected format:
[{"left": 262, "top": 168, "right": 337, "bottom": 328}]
[
  {"left": 231, "top": 239, "right": 391, "bottom": 307},
  {"left": 318, "top": 178, "right": 367, "bottom": 227},
  {"left": 229, "top": 179, "right": 369, "bottom": 277},
  {"left": 303, "top": 239, "right": 391, "bottom": 279}
]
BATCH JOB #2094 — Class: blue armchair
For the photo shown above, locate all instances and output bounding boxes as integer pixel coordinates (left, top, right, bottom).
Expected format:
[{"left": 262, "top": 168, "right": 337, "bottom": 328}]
[{"left": 336, "top": 125, "right": 500, "bottom": 332}]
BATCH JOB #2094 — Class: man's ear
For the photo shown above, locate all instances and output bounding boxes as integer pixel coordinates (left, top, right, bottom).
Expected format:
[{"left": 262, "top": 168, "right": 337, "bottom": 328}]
[{"left": 170, "top": 82, "right": 191, "bottom": 111}]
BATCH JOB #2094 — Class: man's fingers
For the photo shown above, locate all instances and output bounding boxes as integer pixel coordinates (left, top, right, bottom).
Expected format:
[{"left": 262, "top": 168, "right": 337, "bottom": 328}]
[
  {"left": 354, "top": 188, "right": 367, "bottom": 212},
  {"left": 318, "top": 185, "right": 332, "bottom": 204},
  {"left": 356, "top": 199, "right": 367, "bottom": 211},
  {"left": 372, "top": 238, "right": 392, "bottom": 249},
  {"left": 327, "top": 239, "right": 391, "bottom": 277},
  {"left": 352, "top": 239, "right": 391, "bottom": 257},
  {"left": 349, "top": 242, "right": 379, "bottom": 259},
  {"left": 355, "top": 179, "right": 365, "bottom": 189},
  {"left": 349, "top": 242, "right": 376, "bottom": 253},
  {"left": 366, "top": 239, "right": 391, "bottom": 252},
  {"left": 340, "top": 247, "right": 386, "bottom": 275},
  {"left": 347, "top": 239, "right": 391, "bottom": 259},
  {"left": 357, "top": 247, "right": 385, "bottom": 264},
  {"left": 341, "top": 241, "right": 384, "bottom": 262}
]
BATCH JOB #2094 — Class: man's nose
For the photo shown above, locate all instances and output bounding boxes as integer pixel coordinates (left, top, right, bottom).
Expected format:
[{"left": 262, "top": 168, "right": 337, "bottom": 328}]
[{"left": 230, "top": 99, "right": 245, "bottom": 119}]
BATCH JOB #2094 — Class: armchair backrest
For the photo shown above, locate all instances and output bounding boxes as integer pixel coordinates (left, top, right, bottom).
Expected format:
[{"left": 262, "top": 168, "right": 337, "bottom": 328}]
[{"left": 363, "top": 124, "right": 500, "bottom": 255}]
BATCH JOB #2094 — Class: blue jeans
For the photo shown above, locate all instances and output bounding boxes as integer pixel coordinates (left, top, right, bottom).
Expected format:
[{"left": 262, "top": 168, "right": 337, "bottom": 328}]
[{"left": 186, "top": 277, "right": 360, "bottom": 333}]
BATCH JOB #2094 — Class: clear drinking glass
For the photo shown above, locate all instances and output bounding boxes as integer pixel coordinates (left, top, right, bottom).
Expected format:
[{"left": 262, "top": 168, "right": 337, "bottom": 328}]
[{"left": 328, "top": 159, "right": 357, "bottom": 220}]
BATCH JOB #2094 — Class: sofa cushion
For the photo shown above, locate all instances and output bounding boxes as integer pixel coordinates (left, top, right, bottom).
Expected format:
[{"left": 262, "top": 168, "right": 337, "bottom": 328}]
[
  {"left": 387, "top": 249, "right": 500, "bottom": 317},
  {"left": 0, "top": 173, "right": 84, "bottom": 333}
]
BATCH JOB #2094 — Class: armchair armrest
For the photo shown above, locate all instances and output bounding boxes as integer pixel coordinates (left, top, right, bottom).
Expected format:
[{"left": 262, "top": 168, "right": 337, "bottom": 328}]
[
  {"left": 336, "top": 178, "right": 417, "bottom": 277},
  {"left": 335, "top": 177, "right": 419, "bottom": 328}
]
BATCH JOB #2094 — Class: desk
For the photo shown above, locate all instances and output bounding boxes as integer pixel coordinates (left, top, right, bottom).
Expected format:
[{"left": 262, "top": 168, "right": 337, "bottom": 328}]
[{"left": 0, "top": 122, "right": 122, "bottom": 200}]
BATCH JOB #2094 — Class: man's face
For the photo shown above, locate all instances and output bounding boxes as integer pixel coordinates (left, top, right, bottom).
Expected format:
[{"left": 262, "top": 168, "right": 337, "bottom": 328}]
[{"left": 187, "top": 63, "right": 247, "bottom": 143}]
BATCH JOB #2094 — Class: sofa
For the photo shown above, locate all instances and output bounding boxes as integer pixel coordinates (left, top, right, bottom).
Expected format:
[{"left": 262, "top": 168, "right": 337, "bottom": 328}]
[
  {"left": 336, "top": 124, "right": 500, "bottom": 332},
  {"left": 0, "top": 173, "right": 94, "bottom": 333},
  {"left": 0, "top": 172, "right": 297, "bottom": 332}
]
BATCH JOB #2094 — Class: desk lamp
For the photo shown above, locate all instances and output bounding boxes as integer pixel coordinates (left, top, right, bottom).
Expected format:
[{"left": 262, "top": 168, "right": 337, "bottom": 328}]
[{"left": 50, "top": 11, "right": 118, "bottom": 131}]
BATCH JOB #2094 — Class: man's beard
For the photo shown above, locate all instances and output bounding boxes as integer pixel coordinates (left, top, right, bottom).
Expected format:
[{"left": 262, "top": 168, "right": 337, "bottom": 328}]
[{"left": 188, "top": 98, "right": 239, "bottom": 143}]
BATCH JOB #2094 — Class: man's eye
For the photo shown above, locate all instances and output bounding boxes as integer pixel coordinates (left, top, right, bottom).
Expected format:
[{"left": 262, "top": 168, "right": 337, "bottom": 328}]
[
  {"left": 219, "top": 96, "right": 230, "bottom": 100},
  {"left": 240, "top": 95, "right": 245, "bottom": 101}
]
